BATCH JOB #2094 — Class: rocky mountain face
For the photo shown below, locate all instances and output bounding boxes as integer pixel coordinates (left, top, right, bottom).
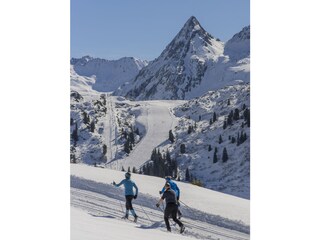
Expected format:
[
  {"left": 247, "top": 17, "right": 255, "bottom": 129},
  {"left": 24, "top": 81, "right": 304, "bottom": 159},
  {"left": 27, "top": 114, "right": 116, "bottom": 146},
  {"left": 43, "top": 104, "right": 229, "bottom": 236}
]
[{"left": 115, "top": 17, "right": 250, "bottom": 100}]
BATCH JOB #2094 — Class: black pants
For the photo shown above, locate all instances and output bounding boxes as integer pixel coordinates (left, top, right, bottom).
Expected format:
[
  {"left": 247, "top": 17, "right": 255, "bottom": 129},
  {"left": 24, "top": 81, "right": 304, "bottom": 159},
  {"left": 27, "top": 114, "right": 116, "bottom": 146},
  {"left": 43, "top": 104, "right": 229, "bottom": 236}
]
[
  {"left": 125, "top": 195, "right": 134, "bottom": 210},
  {"left": 164, "top": 203, "right": 183, "bottom": 230}
]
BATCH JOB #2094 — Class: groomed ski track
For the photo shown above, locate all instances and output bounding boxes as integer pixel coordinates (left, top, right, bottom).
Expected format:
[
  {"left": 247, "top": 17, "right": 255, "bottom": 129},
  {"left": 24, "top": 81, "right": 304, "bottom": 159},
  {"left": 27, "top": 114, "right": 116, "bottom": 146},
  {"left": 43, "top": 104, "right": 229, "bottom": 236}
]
[
  {"left": 71, "top": 165, "right": 250, "bottom": 240},
  {"left": 105, "top": 98, "right": 185, "bottom": 170}
]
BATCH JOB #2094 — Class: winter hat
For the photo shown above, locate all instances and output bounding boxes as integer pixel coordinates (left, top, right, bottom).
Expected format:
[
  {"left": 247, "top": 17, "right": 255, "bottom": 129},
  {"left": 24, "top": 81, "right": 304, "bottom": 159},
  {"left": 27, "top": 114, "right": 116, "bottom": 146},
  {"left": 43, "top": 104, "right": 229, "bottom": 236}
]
[{"left": 125, "top": 172, "right": 131, "bottom": 179}]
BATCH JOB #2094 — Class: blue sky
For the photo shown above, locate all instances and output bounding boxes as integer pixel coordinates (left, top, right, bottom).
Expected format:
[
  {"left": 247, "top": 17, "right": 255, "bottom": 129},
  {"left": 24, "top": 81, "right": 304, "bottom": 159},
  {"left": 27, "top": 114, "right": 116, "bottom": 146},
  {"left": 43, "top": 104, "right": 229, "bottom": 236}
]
[{"left": 71, "top": 0, "right": 250, "bottom": 61}]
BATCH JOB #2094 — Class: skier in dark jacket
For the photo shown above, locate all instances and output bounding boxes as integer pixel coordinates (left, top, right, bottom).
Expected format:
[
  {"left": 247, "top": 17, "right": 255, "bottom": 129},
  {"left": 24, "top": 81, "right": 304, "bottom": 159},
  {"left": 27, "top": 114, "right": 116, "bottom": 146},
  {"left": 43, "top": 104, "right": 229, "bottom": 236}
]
[
  {"left": 113, "top": 172, "right": 138, "bottom": 222},
  {"left": 156, "top": 183, "right": 185, "bottom": 233},
  {"left": 159, "top": 176, "right": 182, "bottom": 218}
]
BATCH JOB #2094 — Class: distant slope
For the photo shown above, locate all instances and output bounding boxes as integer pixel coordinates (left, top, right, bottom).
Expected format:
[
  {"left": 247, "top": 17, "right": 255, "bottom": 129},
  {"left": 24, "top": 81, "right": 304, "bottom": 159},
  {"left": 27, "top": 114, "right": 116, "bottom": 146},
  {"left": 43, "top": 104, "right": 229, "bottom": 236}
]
[{"left": 71, "top": 56, "right": 148, "bottom": 92}]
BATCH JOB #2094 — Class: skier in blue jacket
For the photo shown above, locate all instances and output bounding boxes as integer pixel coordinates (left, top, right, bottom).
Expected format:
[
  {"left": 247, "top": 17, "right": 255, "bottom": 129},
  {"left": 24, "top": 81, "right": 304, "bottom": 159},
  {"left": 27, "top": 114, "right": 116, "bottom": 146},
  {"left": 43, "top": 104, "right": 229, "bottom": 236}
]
[
  {"left": 113, "top": 172, "right": 138, "bottom": 222},
  {"left": 159, "top": 176, "right": 182, "bottom": 218}
]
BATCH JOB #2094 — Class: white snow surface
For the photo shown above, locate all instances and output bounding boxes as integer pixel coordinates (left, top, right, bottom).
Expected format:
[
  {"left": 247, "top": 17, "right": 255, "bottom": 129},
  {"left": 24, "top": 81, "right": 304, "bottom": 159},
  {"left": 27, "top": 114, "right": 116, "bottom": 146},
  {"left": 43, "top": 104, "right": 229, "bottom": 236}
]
[
  {"left": 71, "top": 164, "right": 250, "bottom": 240},
  {"left": 71, "top": 207, "right": 194, "bottom": 240},
  {"left": 107, "top": 100, "right": 186, "bottom": 170},
  {"left": 71, "top": 56, "right": 148, "bottom": 92}
]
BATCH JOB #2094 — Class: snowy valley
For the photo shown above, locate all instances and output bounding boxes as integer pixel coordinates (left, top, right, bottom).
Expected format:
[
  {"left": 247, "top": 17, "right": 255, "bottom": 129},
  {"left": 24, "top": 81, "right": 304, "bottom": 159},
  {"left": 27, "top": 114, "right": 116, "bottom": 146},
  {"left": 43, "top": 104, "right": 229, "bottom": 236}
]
[{"left": 70, "top": 15, "right": 250, "bottom": 239}]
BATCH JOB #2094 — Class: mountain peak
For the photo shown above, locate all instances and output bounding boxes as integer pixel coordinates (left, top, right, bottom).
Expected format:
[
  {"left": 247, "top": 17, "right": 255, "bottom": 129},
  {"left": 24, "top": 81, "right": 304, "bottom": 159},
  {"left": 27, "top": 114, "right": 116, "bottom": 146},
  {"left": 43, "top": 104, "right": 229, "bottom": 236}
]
[
  {"left": 185, "top": 16, "right": 200, "bottom": 29},
  {"left": 179, "top": 16, "right": 205, "bottom": 36}
]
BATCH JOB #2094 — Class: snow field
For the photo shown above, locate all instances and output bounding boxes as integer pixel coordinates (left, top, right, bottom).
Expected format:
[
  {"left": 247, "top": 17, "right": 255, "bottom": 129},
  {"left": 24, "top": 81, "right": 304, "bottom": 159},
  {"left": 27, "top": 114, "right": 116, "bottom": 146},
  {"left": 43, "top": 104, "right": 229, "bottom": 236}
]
[{"left": 71, "top": 164, "right": 250, "bottom": 239}]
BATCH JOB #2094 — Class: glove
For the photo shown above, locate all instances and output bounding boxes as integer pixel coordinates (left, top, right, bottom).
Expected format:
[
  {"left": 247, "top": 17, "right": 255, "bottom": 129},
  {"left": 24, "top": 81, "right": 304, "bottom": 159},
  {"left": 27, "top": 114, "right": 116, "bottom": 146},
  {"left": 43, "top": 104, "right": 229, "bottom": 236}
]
[
  {"left": 134, "top": 195, "right": 137, "bottom": 199},
  {"left": 159, "top": 191, "right": 162, "bottom": 195},
  {"left": 112, "top": 181, "right": 116, "bottom": 186},
  {"left": 156, "top": 203, "right": 160, "bottom": 208}
]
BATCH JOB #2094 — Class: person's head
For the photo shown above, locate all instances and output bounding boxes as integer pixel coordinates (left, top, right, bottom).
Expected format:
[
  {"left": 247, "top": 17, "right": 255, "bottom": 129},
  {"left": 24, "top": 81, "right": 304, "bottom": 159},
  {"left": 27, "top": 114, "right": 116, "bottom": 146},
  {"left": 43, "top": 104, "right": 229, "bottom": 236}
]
[
  {"left": 125, "top": 172, "right": 131, "bottom": 179},
  {"left": 165, "top": 182, "right": 171, "bottom": 189},
  {"left": 165, "top": 176, "right": 172, "bottom": 181}
]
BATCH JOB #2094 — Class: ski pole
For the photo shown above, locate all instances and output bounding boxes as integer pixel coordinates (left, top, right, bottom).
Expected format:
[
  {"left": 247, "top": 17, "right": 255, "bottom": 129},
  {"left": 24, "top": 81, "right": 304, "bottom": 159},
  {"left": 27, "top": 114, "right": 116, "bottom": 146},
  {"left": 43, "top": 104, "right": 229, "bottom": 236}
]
[
  {"left": 139, "top": 203, "right": 152, "bottom": 223},
  {"left": 118, "top": 199, "right": 124, "bottom": 214}
]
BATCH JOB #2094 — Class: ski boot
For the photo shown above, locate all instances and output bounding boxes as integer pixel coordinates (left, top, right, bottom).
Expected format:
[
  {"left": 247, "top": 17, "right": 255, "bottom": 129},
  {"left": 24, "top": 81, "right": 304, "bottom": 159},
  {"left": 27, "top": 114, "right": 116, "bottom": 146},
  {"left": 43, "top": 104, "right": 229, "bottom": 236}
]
[{"left": 180, "top": 225, "right": 185, "bottom": 234}]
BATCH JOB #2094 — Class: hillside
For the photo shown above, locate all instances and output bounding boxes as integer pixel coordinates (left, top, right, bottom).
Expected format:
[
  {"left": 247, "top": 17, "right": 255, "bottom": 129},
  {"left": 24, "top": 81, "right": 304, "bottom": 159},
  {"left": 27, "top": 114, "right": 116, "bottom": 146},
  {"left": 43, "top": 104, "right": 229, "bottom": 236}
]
[
  {"left": 169, "top": 83, "right": 250, "bottom": 199},
  {"left": 71, "top": 164, "right": 250, "bottom": 240},
  {"left": 71, "top": 56, "right": 148, "bottom": 92}
]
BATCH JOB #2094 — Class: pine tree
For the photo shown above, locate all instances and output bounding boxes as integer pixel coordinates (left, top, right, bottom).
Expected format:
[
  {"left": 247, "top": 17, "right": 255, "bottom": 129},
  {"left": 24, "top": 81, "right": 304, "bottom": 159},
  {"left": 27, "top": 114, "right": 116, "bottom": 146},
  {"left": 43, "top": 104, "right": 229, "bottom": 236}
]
[
  {"left": 234, "top": 108, "right": 240, "bottom": 121},
  {"left": 214, "top": 147, "right": 218, "bottom": 154},
  {"left": 227, "top": 110, "right": 233, "bottom": 125},
  {"left": 227, "top": 99, "right": 230, "bottom": 105},
  {"left": 199, "top": 115, "right": 202, "bottom": 121},
  {"left": 223, "top": 120, "right": 227, "bottom": 129},
  {"left": 103, "top": 144, "right": 107, "bottom": 155},
  {"left": 169, "top": 130, "right": 175, "bottom": 143},
  {"left": 231, "top": 137, "right": 236, "bottom": 144},
  {"left": 90, "top": 119, "right": 95, "bottom": 133},
  {"left": 219, "top": 135, "right": 223, "bottom": 144},
  {"left": 70, "top": 118, "right": 74, "bottom": 125},
  {"left": 187, "top": 125, "right": 193, "bottom": 134},
  {"left": 208, "top": 144, "right": 212, "bottom": 152},
  {"left": 127, "top": 167, "right": 131, "bottom": 173},
  {"left": 165, "top": 149, "right": 172, "bottom": 165},
  {"left": 82, "top": 111, "right": 90, "bottom": 125},
  {"left": 70, "top": 145, "right": 76, "bottom": 163},
  {"left": 209, "top": 118, "right": 213, "bottom": 125},
  {"left": 213, "top": 151, "right": 218, "bottom": 163},
  {"left": 185, "top": 168, "right": 190, "bottom": 181},
  {"left": 135, "top": 127, "right": 140, "bottom": 135},
  {"left": 180, "top": 144, "right": 186, "bottom": 154},
  {"left": 121, "top": 166, "right": 125, "bottom": 172},
  {"left": 71, "top": 123, "right": 79, "bottom": 145},
  {"left": 129, "top": 131, "right": 135, "bottom": 144},
  {"left": 132, "top": 167, "right": 137, "bottom": 173},
  {"left": 212, "top": 112, "right": 217, "bottom": 122},
  {"left": 124, "top": 140, "right": 130, "bottom": 154},
  {"left": 222, "top": 147, "right": 228, "bottom": 162}
]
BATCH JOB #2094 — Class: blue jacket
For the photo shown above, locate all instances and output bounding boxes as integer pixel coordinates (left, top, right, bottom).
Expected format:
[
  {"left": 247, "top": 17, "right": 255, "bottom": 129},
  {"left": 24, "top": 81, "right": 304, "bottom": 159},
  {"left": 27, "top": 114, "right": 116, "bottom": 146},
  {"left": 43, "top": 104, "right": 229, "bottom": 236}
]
[
  {"left": 160, "top": 180, "right": 180, "bottom": 198},
  {"left": 114, "top": 179, "right": 138, "bottom": 196}
]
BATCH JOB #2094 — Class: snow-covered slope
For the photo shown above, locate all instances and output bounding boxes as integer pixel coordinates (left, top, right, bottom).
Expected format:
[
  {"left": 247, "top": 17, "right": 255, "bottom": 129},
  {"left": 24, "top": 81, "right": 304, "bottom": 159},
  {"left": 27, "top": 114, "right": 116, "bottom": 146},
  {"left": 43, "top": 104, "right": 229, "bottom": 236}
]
[
  {"left": 71, "top": 164, "right": 250, "bottom": 239},
  {"left": 71, "top": 56, "right": 148, "bottom": 92},
  {"left": 224, "top": 26, "right": 250, "bottom": 62},
  {"left": 71, "top": 207, "right": 194, "bottom": 240},
  {"left": 170, "top": 83, "right": 250, "bottom": 199},
  {"left": 107, "top": 100, "right": 186, "bottom": 171},
  {"left": 115, "top": 17, "right": 249, "bottom": 100}
]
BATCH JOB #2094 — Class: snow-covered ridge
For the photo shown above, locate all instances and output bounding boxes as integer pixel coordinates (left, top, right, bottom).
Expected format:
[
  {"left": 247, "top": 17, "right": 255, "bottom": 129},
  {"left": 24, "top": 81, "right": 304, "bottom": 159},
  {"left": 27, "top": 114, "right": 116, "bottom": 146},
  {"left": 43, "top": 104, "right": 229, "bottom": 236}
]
[
  {"left": 224, "top": 26, "right": 250, "bottom": 62},
  {"left": 71, "top": 56, "right": 148, "bottom": 92},
  {"left": 115, "top": 17, "right": 249, "bottom": 100}
]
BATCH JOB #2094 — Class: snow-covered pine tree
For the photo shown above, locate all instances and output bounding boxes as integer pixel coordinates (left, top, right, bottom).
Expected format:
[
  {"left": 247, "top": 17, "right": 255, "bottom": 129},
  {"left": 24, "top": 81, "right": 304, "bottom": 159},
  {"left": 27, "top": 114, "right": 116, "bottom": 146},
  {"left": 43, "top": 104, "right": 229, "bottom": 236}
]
[
  {"left": 222, "top": 147, "right": 228, "bottom": 162},
  {"left": 169, "top": 130, "right": 175, "bottom": 143}
]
